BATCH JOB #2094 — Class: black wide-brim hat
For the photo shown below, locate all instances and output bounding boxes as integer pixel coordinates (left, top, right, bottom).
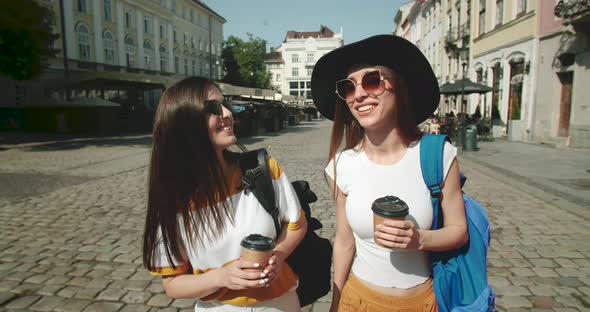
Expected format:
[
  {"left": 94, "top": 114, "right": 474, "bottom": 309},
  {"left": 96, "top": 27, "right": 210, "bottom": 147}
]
[{"left": 311, "top": 34, "right": 439, "bottom": 124}]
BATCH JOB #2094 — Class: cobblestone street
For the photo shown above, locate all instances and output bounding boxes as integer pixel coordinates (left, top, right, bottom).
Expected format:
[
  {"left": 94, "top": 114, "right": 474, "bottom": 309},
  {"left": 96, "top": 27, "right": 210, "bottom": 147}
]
[{"left": 0, "top": 120, "right": 589, "bottom": 311}]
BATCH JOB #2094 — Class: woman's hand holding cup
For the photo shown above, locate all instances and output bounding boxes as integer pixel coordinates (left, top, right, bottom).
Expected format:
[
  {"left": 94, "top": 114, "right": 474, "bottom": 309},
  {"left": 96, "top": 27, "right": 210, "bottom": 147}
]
[
  {"left": 374, "top": 218, "right": 422, "bottom": 250},
  {"left": 218, "top": 258, "right": 270, "bottom": 290},
  {"left": 372, "top": 195, "right": 421, "bottom": 249}
]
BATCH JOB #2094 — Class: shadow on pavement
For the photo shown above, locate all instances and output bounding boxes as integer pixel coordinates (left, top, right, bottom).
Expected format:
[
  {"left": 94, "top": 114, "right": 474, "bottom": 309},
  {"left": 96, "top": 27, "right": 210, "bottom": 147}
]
[
  {"left": 1, "top": 121, "right": 322, "bottom": 151},
  {"left": 26, "top": 135, "right": 153, "bottom": 151}
]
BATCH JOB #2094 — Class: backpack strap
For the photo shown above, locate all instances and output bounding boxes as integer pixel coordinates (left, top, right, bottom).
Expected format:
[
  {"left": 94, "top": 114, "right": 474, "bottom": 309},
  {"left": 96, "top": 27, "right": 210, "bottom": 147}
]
[
  {"left": 419, "top": 134, "right": 449, "bottom": 231},
  {"left": 238, "top": 149, "right": 282, "bottom": 236}
]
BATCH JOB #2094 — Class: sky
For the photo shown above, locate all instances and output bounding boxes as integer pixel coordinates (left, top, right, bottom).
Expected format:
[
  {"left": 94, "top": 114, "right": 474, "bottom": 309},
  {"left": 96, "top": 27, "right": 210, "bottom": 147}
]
[{"left": 203, "top": 0, "right": 405, "bottom": 51}]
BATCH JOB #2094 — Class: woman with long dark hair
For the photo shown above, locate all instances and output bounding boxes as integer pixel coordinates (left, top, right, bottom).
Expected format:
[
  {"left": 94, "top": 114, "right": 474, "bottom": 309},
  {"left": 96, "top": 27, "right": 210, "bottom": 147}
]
[
  {"left": 311, "top": 35, "right": 468, "bottom": 312},
  {"left": 143, "top": 77, "right": 306, "bottom": 311}
]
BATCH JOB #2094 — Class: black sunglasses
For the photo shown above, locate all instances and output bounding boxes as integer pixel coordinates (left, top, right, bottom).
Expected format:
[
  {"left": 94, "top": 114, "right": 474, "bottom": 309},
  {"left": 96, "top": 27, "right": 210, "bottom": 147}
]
[{"left": 204, "top": 100, "right": 233, "bottom": 116}]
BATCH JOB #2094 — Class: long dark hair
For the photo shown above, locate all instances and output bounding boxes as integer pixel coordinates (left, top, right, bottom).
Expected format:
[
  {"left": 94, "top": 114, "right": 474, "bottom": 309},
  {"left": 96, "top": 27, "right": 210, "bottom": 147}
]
[
  {"left": 143, "top": 76, "right": 239, "bottom": 271},
  {"left": 327, "top": 66, "right": 422, "bottom": 198}
]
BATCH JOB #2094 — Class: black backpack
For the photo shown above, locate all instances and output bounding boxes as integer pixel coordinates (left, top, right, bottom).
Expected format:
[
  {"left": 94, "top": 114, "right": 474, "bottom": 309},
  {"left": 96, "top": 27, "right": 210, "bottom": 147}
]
[{"left": 239, "top": 148, "right": 333, "bottom": 307}]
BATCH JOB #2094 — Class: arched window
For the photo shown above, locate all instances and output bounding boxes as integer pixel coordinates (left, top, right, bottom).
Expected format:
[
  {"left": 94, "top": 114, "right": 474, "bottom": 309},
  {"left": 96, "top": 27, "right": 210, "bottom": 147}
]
[
  {"left": 125, "top": 36, "right": 135, "bottom": 68},
  {"left": 159, "top": 45, "right": 167, "bottom": 72},
  {"left": 103, "top": 30, "right": 115, "bottom": 64},
  {"left": 143, "top": 40, "right": 154, "bottom": 69},
  {"left": 76, "top": 24, "right": 90, "bottom": 61}
]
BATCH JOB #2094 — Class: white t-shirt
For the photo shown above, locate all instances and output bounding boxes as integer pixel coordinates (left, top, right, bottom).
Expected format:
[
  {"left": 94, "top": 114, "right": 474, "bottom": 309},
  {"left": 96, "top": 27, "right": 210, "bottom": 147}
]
[
  {"left": 150, "top": 158, "right": 306, "bottom": 306},
  {"left": 325, "top": 141, "right": 457, "bottom": 288}
]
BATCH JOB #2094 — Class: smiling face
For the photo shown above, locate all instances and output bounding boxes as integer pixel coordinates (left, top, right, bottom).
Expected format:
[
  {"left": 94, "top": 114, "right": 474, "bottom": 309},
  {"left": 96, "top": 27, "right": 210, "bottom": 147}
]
[
  {"left": 206, "top": 86, "right": 236, "bottom": 152},
  {"left": 343, "top": 65, "right": 397, "bottom": 131}
]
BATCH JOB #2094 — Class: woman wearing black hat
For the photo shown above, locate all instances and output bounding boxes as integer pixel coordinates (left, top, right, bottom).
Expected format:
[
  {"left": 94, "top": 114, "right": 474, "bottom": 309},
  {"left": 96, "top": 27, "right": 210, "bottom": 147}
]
[{"left": 312, "top": 35, "right": 468, "bottom": 312}]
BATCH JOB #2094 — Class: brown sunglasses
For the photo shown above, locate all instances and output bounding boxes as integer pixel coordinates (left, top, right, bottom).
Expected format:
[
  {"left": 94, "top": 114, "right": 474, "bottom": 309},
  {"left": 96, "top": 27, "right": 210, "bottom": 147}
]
[{"left": 335, "top": 69, "right": 390, "bottom": 101}]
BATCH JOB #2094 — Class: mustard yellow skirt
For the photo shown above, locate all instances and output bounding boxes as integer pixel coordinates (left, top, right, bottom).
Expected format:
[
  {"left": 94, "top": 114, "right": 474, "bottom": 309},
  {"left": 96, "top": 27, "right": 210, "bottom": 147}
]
[{"left": 338, "top": 274, "right": 438, "bottom": 312}]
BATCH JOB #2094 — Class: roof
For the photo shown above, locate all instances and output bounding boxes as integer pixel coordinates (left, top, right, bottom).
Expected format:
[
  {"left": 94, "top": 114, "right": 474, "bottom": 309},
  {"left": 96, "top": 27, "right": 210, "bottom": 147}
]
[
  {"left": 283, "top": 25, "right": 335, "bottom": 42},
  {"left": 192, "top": 0, "right": 226, "bottom": 23},
  {"left": 33, "top": 97, "right": 121, "bottom": 108},
  {"left": 264, "top": 51, "right": 283, "bottom": 63}
]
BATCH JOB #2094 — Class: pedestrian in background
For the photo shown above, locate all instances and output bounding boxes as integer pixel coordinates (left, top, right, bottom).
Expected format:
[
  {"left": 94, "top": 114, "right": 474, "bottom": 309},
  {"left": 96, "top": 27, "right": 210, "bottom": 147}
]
[
  {"left": 311, "top": 35, "right": 468, "bottom": 312},
  {"left": 142, "top": 76, "right": 306, "bottom": 311}
]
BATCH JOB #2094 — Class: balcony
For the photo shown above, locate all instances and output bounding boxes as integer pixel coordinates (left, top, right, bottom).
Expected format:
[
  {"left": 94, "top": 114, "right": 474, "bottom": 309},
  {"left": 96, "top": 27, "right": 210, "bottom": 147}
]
[
  {"left": 446, "top": 27, "right": 459, "bottom": 43},
  {"left": 459, "top": 23, "right": 470, "bottom": 40},
  {"left": 555, "top": 0, "right": 590, "bottom": 32}
]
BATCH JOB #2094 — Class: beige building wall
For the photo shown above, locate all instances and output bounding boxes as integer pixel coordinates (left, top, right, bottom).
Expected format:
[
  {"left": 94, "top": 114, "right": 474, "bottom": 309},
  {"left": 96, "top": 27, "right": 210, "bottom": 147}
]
[
  {"left": 471, "top": 0, "right": 537, "bottom": 141},
  {"left": 42, "top": 0, "right": 225, "bottom": 80}
]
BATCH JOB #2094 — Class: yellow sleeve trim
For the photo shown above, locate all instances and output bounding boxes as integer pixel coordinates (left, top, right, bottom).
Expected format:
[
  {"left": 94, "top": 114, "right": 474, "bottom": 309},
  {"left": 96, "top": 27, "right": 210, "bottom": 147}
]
[
  {"left": 267, "top": 157, "right": 283, "bottom": 180},
  {"left": 286, "top": 208, "right": 307, "bottom": 231},
  {"left": 150, "top": 263, "right": 190, "bottom": 276}
]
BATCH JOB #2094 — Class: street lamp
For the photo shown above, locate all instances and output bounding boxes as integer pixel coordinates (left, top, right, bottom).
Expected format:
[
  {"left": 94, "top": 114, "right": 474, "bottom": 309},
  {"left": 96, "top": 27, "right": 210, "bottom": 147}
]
[{"left": 456, "top": 46, "right": 469, "bottom": 148}]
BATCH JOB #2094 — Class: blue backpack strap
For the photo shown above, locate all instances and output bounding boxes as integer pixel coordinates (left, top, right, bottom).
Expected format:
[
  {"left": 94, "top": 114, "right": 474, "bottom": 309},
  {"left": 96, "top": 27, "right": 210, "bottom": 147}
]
[{"left": 419, "top": 134, "right": 449, "bottom": 231}]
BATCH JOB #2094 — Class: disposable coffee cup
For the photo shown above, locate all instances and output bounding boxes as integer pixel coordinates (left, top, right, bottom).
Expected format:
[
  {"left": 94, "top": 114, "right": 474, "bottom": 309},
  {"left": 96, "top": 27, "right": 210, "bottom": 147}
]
[
  {"left": 240, "top": 234, "right": 275, "bottom": 272},
  {"left": 371, "top": 196, "right": 409, "bottom": 248}
]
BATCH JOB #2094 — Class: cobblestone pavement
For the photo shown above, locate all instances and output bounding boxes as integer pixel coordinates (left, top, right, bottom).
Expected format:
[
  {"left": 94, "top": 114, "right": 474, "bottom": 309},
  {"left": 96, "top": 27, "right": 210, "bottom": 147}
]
[{"left": 0, "top": 120, "right": 589, "bottom": 311}]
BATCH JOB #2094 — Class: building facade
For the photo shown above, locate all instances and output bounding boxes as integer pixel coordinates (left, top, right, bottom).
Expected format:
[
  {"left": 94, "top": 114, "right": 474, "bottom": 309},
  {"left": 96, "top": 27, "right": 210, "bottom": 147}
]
[
  {"left": 0, "top": 0, "right": 225, "bottom": 132},
  {"left": 394, "top": 0, "right": 473, "bottom": 117},
  {"left": 534, "top": 0, "right": 590, "bottom": 148},
  {"left": 44, "top": 0, "right": 225, "bottom": 82},
  {"left": 264, "top": 26, "right": 343, "bottom": 104},
  {"left": 471, "top": 0, "right": 538, "bottom": 141}
]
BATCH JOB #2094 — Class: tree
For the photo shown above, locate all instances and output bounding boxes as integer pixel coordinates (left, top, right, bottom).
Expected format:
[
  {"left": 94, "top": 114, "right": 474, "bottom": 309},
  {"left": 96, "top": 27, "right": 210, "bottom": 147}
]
[
  {"left": 0, "top": 0, "right": 58, "bottom": 80},
  {"left": 221, "top": 34, "right": 271, "bottom": 89}
]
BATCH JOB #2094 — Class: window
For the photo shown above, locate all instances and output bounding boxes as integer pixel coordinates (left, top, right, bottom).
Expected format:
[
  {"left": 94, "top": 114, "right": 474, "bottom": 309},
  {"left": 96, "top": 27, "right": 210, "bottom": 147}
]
[
  {"left": 190, "top": 9, "right": 194, "bottom": 23},
  {"left": 143, "top": 41, "right": 153, "bottom": 69},
  {"left": 476, "top": 68, "right": 483, "bottom": 82},
  {"left": 517, "top": 0, "right": 526, "bottom": 16},
  {"left": 307, "top": 68, "right": 313, "bottom": 76},
  {"left": 125, "top": 36, "right": 135, "bottom": 67},
  {"left": 307, "top": 53, "right": 314, "bottom": 63},
  {"left": 184, "top": 58, "right": 189, "bottom": 75},
  {"left": 103, "top": 31, "right": 115, "bottom": 64},
  {"left": 125, "top": 9, "right": 133, "bottom": 29},
  {"left": 192, "top": 59, "right": 196, "bottom": 75},
  {"left": 292, "top": 53, "right": 298, "bottom": 63},
  {"left": 191, "top": 37, "right": 195, "bottom": 49},
  {"left": 290, "top": 91, "right": 298, "bottom": 96},
  {"left": 495, "top": 0, "right": 503, "bottom": 26},
  {"left": 174, "top": 56, "right": 179, "bottom": 73},
  {"left": 173, "top": 29, "right": 177, "bottom": 42},
  {"left": 478, "top": 0, "right": 486, "bottom": 35},
  {"left": 160, "top": 46, "right": 167, "bottom": 72},
  {"left": 292, "top": 67, "right": 298, "bottom": 77},
  {"left": 182, "top": 6, "right": 186, "bottom": 19},
  {"left": 160, "top": 0, "right": 167, "bottom": 8},
  {"left": 77, "top": 0, "right": 87, "bottom": 13},
  {"left": 160, "top": 24, "right": 166, "bottom": 38},
  {"left": 171, "top": 0, "right": 176, "bottom": 13},
  {"left": 76, "top": 24, "right": 90, "bottom": 61},
  {"left": 183, "top": 33, "right": 187, "bottom": 46},
  {"left": 276, "top": 74, "right": 281, "bottom": 82},
  {"left": 104, "top": 0, "right": 112, "bottom": 21},
  {"left": 289, "top": 82, "right": 298, "bottom": 89},
  {"left": 144, "top": 16, "right": 151, "bottom": 33}
]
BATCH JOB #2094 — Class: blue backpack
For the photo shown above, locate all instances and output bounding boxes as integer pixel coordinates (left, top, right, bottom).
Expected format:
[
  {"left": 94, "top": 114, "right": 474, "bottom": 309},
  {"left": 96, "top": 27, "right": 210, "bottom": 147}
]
[{"left": 419, "top": 134, "right": 496, "bottom": 312}]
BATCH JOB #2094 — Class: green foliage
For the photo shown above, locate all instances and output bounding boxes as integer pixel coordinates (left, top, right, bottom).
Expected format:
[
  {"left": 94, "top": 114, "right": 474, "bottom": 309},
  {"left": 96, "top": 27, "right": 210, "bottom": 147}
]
[
  {"left": 221, "top": 34, "right": 271, "bottom": 89},
  {"left": 0, "top": 0, "right": 58, "bottom": 80}
]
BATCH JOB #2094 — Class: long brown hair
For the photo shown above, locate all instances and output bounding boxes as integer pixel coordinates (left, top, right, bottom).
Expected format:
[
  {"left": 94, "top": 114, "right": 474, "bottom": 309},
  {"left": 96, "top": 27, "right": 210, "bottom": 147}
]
[
  {"left": 327, "top": 66, "right": 422, "bottom": 198},
  {"left": 143, "top": 76, "right": 239, "bottom": 271}
]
